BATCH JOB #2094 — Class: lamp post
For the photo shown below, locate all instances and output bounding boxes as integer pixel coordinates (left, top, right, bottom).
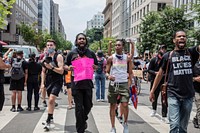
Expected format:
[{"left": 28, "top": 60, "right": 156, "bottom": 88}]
[{"left": 95, "top": 30, "right": 103, "bottom": 50}]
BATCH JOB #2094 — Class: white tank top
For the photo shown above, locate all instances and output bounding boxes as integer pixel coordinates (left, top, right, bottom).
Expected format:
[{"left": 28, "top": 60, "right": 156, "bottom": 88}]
[{"left": 110, "top": 53, "right": 128, "bottom": 83}]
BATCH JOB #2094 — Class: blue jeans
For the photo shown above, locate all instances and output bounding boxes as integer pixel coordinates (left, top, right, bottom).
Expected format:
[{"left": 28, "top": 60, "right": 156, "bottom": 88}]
[
  {"left": 168, "top": 96, "right": 193, "bottom": 133},
  {"left": 95, "top": 73, "right": 105, "bottom": 100}
]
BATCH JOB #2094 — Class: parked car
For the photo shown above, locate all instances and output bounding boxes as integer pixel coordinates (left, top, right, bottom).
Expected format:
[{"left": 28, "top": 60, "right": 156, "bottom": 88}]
[{"left": 2, "top": 45, "right": 39, "bottom": 78}]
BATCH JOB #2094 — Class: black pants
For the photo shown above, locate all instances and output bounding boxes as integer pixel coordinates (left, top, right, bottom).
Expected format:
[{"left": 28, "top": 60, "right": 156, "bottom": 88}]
[
  {"left": 27, "top": 81, "right": 40, "bottom": 108},
  {"left": 73, "top": 89, "right": 93, "bottom": 133},
  {"left": 0, "top": 83, "right": 4, "bottom": 111},
  {"left": 150, "top": 80, "right": 167, "bottom": 117}
]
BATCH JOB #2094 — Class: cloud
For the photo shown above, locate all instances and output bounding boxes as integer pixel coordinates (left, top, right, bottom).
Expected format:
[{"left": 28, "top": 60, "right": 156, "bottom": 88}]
[{"left": 53, "top": 0, "right": 106, "bottom": 42}]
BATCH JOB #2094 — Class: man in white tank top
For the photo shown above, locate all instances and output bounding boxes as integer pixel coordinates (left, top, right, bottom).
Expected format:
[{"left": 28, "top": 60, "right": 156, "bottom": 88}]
[{"left": 106, "top": 39, "right": 133, "bottom": 133}]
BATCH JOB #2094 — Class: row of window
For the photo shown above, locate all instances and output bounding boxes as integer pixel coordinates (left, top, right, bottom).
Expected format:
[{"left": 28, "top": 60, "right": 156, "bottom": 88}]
[
  {"left": 132, "top": 0, "right": 146, "bottom": 10},
  {"left": 16, "top": 0, "right": 38, "bottom": 19}
]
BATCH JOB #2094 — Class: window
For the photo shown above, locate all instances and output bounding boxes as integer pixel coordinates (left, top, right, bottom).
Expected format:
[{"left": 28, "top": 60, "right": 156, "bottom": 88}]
[{"left": 157, "top": 3, "right": 166, "bottom": 11}]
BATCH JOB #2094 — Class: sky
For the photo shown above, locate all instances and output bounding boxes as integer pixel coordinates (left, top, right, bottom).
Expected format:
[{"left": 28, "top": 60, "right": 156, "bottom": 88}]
[{"left": 53, "top": 0, "right": 106, "bottom": 43}]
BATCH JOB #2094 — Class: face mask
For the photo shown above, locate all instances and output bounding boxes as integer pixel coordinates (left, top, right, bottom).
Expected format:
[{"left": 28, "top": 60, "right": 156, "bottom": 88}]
[{"left": 48, "top": 48, "right": 55, "bottom": 54}]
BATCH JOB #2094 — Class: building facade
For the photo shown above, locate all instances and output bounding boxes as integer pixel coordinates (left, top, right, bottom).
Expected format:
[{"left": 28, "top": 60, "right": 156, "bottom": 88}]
[
  {"left": 111, "top": 0, "right": 121, "bottom": 38},
  {"left": 130, "top": 0, "right": 172, "bottom": 40},
  {"left": 2, "top": 0, "right": 38, "bottom": 44},
  {"left": 173, "top": 0, "right": 199, "bottom": 28},
  {"left": 102, "top": 0, "right": 112, "bottom": 38},
  {"left": 86, "top": 12, "right": 104, "bottom": 30},
  {"left": 38, "top": 0, "right": 50, "bottom": 33}
]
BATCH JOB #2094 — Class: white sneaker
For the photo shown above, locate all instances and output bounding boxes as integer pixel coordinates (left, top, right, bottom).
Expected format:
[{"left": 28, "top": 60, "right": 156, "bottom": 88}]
[
  {"left": 150, "top": 110, "right": 156, "bottom": 117},
  {"left": 110, "top": 127, "right": 116, "bottom": 133},
  {"left": 123, "top": 123, "right": 129, "bottom": 133},
  {"left": 97, "top": 99, "right": 101, "bottom": 102},
  {"left": 161, "top": 117, "right": 169, "bottom": 124}
]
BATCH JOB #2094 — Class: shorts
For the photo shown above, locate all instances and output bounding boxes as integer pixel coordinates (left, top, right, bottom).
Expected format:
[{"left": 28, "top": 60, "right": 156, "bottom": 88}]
[
  {"left": 107, "top": 82, "right": 129, "bottom": 104},
  {"left": 46, "top": 83, "right": 62, "bottom": 97},
  {"left": 10, "top": 78, "right": 25, "bottom": 91},
  {"left": 64, "top": 83, "right": 71, "bottom": 89}
]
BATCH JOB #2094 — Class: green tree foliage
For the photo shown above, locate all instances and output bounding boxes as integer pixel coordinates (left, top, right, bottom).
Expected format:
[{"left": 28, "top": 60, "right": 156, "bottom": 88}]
[
  {"left": 51, "top": 32, "right": 72, "bottom": 50},
  {"left": 19, "top": 22, "right": 36, "bottom": 45},
  {"left": 0, "top": 0, "right": 15, "bottom": 29},
  {"left": 89, "top": 37, "right": 115, "bottom": 54},
  {"left": 86, "top": 28, "right": 103, "bottom": 45},
  {"left": 140, "top": 6, "right": 191, "bottom": 53},
  {"left": 189, "top": 2, "right": 200, "bottom": 44},
  {"left": 19, "top": 23, "right": 72, "bottom": 50}
]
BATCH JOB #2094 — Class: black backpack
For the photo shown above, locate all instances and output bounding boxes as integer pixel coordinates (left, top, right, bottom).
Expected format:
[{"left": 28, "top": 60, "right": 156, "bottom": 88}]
[{"left": 96, "top": 58, "right": 104, "bottom": 74}]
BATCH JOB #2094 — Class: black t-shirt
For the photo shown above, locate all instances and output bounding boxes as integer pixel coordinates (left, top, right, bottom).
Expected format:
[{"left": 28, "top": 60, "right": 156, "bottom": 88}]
[
  {"left": 160, "top": 46, "right": 199, "bottom": 99},
  {"left": 65, "top": 48, "right": 98, "bottom": 90},
  {"left": 148, "top": 56, "right": 162, "bottom": 81},
  {"left": 193, "top": 60, "right": 200, "bottom": 93},
  {"left": 27, "top": 61, "right": 42, "bottom": 82}
]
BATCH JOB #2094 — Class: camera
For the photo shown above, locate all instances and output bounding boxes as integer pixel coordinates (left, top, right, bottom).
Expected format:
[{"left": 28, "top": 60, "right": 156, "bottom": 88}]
[{"left": 44, "top": 56, "right": 52, "bottom": 64}]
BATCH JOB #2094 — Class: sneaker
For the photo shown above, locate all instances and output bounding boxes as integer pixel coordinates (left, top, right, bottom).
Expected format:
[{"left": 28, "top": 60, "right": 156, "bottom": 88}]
[
  {"left": 96, "top": 99, "right": 101, "bottom": 102},
  {"left": 150, "top": 110, "right": 156, "bottom": 117},
  {"left": 26, "top": 107, "right": 31, "bottom": 111},
  {"left": 110, "top": 127, "right": 116, "bottom": 133},
  {"left": 17, "top": 106, "right": 24, "bottom": 112},
  {"left": 161, "top": 117, "right": 169, "bottom": 124},
  {"left": 193, "top": 117, "right": 199, "bottom": 128},
  {"left": 34, "top": 107, "right": 40, "bottom": 111},
  {"left": 123, "top": 123, "right": 129, "bottom": 133},
  {"left": 50, "top": 116, "right": 54, "bottom": 123},
  {"left": 55, "top": 102, "right": 58, "bottom": 107},
  {"left": 10, "top": 107, "right": 16, "bottom": 112},
  {"left": 43, "top": 101, "right": 47, "bottom": 107},
  {"left": 101, "top": 99, "right": 105, "bottom": 102}
]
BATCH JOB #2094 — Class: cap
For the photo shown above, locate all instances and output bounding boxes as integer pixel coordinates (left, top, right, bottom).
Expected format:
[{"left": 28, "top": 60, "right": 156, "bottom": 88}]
[
  {"left": 16, "top": 50, "right": 23, "bottom": 55},
  {"left": 158, "top": 45, "right": 167, "bottom": 50},
  {"left": 97, "top": 50, "right": 103, "bottom": 57}
]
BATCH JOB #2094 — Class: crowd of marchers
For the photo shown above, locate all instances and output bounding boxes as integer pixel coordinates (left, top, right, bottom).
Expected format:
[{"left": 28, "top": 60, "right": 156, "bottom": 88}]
[{"left": 0, "top": 30, "right": 200, "bottom": 133}]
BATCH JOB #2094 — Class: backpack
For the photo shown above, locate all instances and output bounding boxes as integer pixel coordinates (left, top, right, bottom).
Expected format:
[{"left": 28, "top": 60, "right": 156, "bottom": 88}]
[
  {"left": 10, "top": 58, "right": 24, "bottom": 80},
  {"left": 96, "top": 58, "right": 104, "bottom": 74}
]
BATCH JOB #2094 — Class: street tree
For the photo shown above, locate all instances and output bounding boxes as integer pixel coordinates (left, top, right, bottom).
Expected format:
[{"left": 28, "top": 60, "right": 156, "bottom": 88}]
[
  {"left": 51, "top": 32, "right": 72, "bottom": 50},
  {"left": 140, "top": 6, "right": 191, "bottom": 53},
  {"left": 89, "top": 37, "right": 115, "bottom": 53},
  {"left": 0, "top": 0, "right": 15, "bottom": 29},
  {"left": 86, "top": 28, "right": 103, "bottom": 44}
]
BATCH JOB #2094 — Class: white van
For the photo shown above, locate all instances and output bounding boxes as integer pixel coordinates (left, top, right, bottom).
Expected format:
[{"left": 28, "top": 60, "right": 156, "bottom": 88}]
[{"left": 2, "top": 45, "right": 39, "bottom": 78}]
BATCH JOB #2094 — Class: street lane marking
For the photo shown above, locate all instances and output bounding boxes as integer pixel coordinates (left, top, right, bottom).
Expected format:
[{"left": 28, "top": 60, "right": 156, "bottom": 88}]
[
  {"left": 33, "top": 105, "right": 68, "bottom": 133},
  {"left": 130, "top": 105, "right": 169, "bottom": 133},
  {"left": 91, "top": 106, "right": 123, "bottom": 133},
  {"left": 0, "top": 106, "right": 19, "bottom": 130}
]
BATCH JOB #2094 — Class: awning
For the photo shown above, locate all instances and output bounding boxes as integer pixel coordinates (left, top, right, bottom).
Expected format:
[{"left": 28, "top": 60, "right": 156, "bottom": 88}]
[{"left": 0, "top": 40, "right": 7, "bottom": 45}]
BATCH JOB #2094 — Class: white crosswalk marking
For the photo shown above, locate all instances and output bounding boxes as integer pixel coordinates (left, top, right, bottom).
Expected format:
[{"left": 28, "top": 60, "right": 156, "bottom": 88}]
[
  {"left": 130, "top": 106, "right": 169, "bottom": 133},
  {"left": 91, "top": 106, "right": 123, "bottom": 133},
  {"left": 0, "top": 106, "right": 19, "bottom": 130},
  {"left": 33, "top": 105, "right": 68, "bottom": 133},
  {"left": 0, "top": 105, "right": 198, "bottom": 133}
]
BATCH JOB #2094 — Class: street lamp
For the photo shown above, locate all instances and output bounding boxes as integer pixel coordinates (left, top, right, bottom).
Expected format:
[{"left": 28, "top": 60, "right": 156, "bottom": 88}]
[{"left": 94, "top": 31, "right": 103, "bottom": 50}]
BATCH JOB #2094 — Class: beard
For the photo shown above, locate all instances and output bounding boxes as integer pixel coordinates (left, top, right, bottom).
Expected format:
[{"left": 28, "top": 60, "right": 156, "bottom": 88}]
[{"left": 177, "top": 43, "right": 185, "bottom": 50}]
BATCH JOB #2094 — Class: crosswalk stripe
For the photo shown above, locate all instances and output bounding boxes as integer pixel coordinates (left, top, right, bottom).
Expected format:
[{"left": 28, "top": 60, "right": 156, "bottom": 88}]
[
  {"left": 33, "top": 105, "right": 68, "bottom": 133},
  {"left": 129, "top": 106, "right": 169, "bottom": 133},
  {"left": 0, "top": 105, "right": 197, "bottom": 133},
  {"left": 91, "top": 106, "right": 123, "bottom": 133},
  {"left": 0, "top": 106, "right": 19, "bottom": 130}
]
